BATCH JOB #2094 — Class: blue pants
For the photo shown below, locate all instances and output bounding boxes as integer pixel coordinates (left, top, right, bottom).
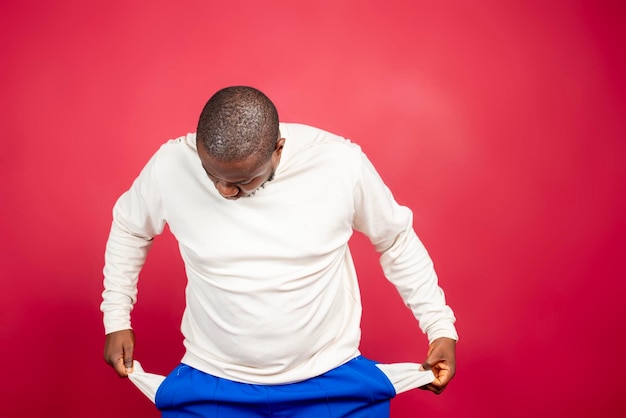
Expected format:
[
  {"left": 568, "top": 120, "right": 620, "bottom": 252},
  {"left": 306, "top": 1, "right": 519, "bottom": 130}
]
[{"left": 155, "top": 356, "right": 397, "bottom": 417}]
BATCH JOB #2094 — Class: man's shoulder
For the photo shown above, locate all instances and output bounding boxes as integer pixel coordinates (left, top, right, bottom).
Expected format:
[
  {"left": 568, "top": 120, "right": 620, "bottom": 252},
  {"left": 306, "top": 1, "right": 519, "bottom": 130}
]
[
  {"left": 159, "top": 132, "right": 197, "bottom": 151},
  {"left": 148, "top": 132, "right": 199, "bottom": 174},
  {"left": 280, "top": 123, "right": 361, "bottom": 154},
  {"left": 153, "top": 132, "right": 198, "bottom": 159},
  {"left": 280, "top": 122, "right": 342, "bottom": 141}
]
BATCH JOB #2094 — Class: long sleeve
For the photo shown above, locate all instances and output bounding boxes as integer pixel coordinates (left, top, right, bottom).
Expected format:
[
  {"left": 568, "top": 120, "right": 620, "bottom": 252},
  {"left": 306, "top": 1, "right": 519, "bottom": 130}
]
[
  {"left": 352, "top": 153, "right": 458, "bottom": 343},
  {"left": 101, "top": 152, "right": 167, "bottom": 334}
]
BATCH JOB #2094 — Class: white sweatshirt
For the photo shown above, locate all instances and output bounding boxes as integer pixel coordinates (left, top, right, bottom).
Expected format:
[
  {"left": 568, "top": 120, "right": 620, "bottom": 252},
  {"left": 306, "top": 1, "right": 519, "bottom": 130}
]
[{"left": 101, "top": 123, "right": 457, "bottom": 384}]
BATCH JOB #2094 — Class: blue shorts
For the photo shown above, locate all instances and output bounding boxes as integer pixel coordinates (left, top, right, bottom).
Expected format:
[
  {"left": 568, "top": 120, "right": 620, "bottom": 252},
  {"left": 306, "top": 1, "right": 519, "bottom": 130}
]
[{"left": 155, "top": 356, "right": 397, "bottom": 417}]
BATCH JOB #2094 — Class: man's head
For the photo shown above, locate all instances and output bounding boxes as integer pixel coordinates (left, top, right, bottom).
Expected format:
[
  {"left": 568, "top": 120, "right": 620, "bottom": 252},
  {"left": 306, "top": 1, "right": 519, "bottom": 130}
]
[{"left": 196, "top": 86, "right": 285, "bottom": 200}]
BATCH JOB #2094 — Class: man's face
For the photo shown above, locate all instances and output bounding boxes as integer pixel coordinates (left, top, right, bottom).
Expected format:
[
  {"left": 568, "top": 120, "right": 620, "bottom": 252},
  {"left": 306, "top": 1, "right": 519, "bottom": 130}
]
[{"left": 197, "top": 138, "right": 285, "bottom": 200}]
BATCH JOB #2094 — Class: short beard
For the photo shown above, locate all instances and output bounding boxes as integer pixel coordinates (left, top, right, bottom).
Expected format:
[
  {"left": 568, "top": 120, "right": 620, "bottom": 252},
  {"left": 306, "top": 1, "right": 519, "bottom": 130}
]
[{"left": 247, "top": 169, "right": 275, "bottom": 197}]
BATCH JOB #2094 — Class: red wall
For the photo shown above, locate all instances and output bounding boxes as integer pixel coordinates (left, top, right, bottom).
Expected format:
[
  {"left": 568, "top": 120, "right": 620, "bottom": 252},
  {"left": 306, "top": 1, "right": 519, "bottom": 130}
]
[{"left": 1, "top": 1, "right": 625, "bottom": 417}]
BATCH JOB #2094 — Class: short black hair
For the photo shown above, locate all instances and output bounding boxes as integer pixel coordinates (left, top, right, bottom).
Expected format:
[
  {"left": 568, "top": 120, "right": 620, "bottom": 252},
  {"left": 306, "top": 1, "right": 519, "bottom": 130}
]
[{"left": 196, "top": 86, "right": 279, "bottom": 164}]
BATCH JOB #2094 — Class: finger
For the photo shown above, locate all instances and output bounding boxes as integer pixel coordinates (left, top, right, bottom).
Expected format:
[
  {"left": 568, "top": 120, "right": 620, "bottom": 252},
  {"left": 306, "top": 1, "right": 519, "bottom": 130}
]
[
  {"left": 105, "top": 348, "right": 128, "bottom": 377},
  {"left": 437, "top": 367, "right": 453, "bottom": 387},
  {"left": 418, "top": 380, "right": 444, "bottom": 394},
  {"left": 113, "top": 357, "right": 129, "bottom": 378},
  {"left": 104, "top": 347, "right": 127, "bottom": 377},
  {"left": 420, "top": 366, "right": 452, "bottom": 395},
  {"left": 421, "top": 350, "right": 442, "bottom": 371},
  {"left": 426, "top": 382, "right": 445, "bottom": 395},
  {"left": 123, "top": 341, "right": 134, "bottom": 374}
]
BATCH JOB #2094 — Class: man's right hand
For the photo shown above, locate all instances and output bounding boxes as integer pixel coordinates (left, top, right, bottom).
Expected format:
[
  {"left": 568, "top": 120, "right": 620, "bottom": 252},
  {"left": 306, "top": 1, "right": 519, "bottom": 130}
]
[{"left": 104, "top": 329, "right": 136, "bottom": 377}]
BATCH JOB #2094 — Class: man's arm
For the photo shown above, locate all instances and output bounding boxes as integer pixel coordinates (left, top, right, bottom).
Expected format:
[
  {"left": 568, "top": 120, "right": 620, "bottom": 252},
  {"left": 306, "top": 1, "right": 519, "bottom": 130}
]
[
  {"left": 352, "top": 152, "right": 458, "bottom": 391},
  {"left": 101, "top": 152, "right": 166, "bottom": 377}
]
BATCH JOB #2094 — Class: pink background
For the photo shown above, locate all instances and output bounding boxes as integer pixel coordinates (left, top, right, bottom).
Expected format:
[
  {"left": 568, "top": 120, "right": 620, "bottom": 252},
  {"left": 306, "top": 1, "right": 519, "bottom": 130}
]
[{"left": 1, "top": 1, "right": 625, "bottom": 417}]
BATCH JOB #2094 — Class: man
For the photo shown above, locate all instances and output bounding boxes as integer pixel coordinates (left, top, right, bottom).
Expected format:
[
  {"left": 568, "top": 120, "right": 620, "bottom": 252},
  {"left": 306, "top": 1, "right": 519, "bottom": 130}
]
[{"left": 102, "top": 86, "right": 457, "bottom": 417}]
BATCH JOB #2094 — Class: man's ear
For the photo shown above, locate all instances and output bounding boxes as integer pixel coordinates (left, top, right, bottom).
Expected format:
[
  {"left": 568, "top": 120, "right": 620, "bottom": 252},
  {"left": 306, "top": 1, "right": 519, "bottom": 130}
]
[{"left": 274, "top": 138, "right": 286, "bottom": 158}]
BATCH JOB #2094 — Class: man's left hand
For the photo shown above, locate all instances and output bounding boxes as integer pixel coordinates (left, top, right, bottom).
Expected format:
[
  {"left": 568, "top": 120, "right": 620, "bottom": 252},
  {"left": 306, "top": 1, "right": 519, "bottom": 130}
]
[{"left": 420, "top": 337, "right": 456, "bottom": 394}]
